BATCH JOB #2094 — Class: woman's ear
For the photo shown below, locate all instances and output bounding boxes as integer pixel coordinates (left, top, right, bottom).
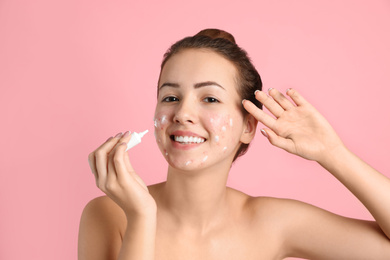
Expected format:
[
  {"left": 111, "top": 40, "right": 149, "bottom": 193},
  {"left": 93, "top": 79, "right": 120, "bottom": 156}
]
[{"left": 240, "top": 114, "right": 258, "bottom": 144}]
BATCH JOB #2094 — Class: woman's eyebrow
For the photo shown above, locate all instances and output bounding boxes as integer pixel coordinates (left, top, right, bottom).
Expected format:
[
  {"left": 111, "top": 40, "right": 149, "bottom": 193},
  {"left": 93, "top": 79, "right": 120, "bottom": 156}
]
[
  {"left": 194, "top": 81, "right": 225, "bottom": 90},
  {"left": 159, "top": 81, "right": 225, "bottom": 90},
  {"left": 159, "top": 82, "right": 179, "bottom": 89}
]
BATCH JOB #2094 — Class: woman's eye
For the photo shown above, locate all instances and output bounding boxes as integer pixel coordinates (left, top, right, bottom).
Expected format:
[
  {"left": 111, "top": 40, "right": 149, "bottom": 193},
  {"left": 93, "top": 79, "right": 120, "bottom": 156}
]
[
  {"left": 162, "top": 96, "right": 179, "bottom": 102},
  {"left": 204, "top": 97, "right": 219, "bottom": 103}
]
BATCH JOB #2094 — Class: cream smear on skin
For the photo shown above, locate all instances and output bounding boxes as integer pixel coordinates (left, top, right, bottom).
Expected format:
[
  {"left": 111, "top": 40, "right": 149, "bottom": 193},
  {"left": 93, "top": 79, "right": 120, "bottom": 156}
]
[{"left": 154, "top": 114, "right": 168, "bottom": 129}]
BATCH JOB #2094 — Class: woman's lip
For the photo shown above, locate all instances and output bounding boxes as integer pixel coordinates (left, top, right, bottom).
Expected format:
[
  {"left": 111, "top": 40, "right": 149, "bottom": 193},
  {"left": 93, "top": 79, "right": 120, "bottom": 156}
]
[
  {"left": 170, "top": 138, "right": 204, "bottom": 150},
  {"left": 170, "top": 130, "right": 206, "bottom": 139},
  {"left": 169, "top": 130, "right": 207, "bottom": 150}
]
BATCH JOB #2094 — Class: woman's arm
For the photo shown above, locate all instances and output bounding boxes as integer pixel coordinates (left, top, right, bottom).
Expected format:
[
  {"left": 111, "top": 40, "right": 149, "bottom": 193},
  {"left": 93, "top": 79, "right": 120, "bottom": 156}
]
[
  {"left": 79, "top": 132, "right": 157, "bottom": 260},
  {"left": 243, "top": 88, "right": 390, "bottom": 257},
  {"left": 319, "top": 143, "right": 390, "bottom": 239}
]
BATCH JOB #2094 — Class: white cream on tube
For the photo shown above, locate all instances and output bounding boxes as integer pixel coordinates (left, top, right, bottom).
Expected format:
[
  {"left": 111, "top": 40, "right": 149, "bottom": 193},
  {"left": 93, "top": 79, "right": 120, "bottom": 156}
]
[{"left": 126, "top": 130, "right": 149, "bottom": 151}]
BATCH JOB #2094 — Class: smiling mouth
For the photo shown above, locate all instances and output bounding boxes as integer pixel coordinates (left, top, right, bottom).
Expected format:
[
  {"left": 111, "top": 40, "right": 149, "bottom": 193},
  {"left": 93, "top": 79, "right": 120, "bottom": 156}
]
[{"left": 170, "top": 135, "right": 206, "bottom": 144}]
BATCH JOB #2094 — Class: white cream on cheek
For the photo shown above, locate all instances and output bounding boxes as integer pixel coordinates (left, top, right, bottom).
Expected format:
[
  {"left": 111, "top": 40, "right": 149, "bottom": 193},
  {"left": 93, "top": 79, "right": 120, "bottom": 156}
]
[
  {"left": 207, "top": 114, "right": 231, "bottom": 146},
  {"left": 161, "top": 115, "right": 167, "bottom": 125},
  {"left": 154, "top": 113, "right": 169, "bottom": 155},
  {"left": 154, "top": 114, "right": 168, "bottom": 129},
  {"left": 207, "top": 114, "right": 240, "bottom": 156}
]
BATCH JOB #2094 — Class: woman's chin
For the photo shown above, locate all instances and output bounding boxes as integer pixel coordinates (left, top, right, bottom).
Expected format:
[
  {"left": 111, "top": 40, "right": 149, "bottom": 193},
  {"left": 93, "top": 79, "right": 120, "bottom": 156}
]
[{"left": 166, "top": 157, "right": 210, "bottom": 172}]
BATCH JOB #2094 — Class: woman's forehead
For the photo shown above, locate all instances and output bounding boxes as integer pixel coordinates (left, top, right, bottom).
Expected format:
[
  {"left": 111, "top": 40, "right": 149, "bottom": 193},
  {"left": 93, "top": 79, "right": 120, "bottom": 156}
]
[{"left": 159, "top": 49, "right": 238, "bottom": 88}]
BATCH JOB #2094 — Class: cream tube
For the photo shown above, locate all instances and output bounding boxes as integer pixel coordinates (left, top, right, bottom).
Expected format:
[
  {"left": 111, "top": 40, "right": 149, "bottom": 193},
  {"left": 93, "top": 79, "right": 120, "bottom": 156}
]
[{"left": 126, "top": 130, "right": 149, "bottom": 151}]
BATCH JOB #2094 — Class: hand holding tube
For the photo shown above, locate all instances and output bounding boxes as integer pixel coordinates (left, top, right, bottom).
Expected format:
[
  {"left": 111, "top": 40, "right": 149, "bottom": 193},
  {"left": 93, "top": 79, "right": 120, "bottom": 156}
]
[{"left": 88, "top": 131, "right": 156, "bottom": 218}]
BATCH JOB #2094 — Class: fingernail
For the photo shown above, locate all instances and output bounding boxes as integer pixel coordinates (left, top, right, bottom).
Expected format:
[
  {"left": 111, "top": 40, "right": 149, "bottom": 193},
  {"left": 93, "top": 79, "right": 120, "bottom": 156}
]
[
  {"left": 106, "top": 136, "right": 113, "bottom": 142},
  {"left": 123, "top": 131, "right": 130, "bottom": 137},
  {"left": 114, "top": 132, "right": 122, "bottom": 138},
  {"left": 286, "top": 88, "right": 292, "bottom": 94},
  {"left": 268, "top": 88, "right": 274, "bottom": 93},
  {"left": 260, "top": 129, "right": 269, "bottom": 138},
  {"left": 254, "top": 90, "right": 260, "bottom": 95},
  {"left": 242, "top": 99, "right": 247, "bottom": 105}
]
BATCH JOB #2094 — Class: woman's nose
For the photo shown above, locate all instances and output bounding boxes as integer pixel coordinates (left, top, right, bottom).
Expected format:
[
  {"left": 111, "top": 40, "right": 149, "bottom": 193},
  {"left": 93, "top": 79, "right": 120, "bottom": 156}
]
[{"left": 173, "top": 98, "right": 196, "bottom": 124}]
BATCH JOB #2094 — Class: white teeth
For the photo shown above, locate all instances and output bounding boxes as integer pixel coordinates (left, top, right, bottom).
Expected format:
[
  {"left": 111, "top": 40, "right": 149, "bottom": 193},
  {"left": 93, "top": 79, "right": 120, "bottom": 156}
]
[{"left": 174, "top": 135, "right": 205, "bottom": 144}]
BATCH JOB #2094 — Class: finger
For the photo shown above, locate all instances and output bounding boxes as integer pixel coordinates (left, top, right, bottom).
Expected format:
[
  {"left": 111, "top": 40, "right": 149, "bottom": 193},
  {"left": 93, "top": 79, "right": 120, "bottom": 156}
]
[
  {"left": 123, "top": 146, "right": 137, "bottom": 176},
  {"left": 286, "top": 88, "right": 307, "bottom": 106},
  {"left": 242, "top": 99, "right": 276, "bottom": 129},
  {"left": 254, "top": 90, "right": 284, "bottom": 118},
  {"left": 118, "top": 132, "right": 148, "bottom": 189},
  {"left": 268, "top": 88, "right": 295, "bottom": 111},
  {"left": 88, "top": 152, "right": 98, "bottom": 175},
  {"left": 113, "top": 142, "right": 137, "bottom": 183},
  {"left": 107, "top": 131, "right": 133, "bottom": 178},
  {"left": 88, "top": 135, "right": 114, "bottom": 176},
  {"left": 261, "top": 128, "right": 296, "bottom": 154},
  {"left": 95, "top": 132, "right": 123, "bottom": 187},
  {"left": 107, "top": 142, "right": 127, "bottom": 186}
]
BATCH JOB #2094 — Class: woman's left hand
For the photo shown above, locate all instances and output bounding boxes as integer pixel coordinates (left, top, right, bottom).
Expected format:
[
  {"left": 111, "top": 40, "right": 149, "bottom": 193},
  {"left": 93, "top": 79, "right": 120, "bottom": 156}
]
[{"left": 243, "top": 88, "right": 345, "bottom": 162}]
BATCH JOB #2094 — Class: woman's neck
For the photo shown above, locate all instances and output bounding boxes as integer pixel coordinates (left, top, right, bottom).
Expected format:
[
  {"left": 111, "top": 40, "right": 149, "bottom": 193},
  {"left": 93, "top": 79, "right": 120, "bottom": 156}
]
[{"left": 160, "top": 162, "right": 232, "bottom": 233}]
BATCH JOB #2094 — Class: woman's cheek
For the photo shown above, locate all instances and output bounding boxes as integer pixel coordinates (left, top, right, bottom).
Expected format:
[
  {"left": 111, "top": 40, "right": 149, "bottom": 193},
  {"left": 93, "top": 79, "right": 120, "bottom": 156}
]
[
  {"left": 207, "top": 114, "right": 239, "bottom": 153},
  {"left": 153, "top": 112, "right": 170, "bottom": 152},
  {"left": 154, "top": 112, "right": 169, "bottom": 130}
]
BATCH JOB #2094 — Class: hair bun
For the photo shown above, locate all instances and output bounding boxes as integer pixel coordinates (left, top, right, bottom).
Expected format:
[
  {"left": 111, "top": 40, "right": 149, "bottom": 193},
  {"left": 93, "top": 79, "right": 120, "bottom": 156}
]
[{"left": 194, "top": 28, "right": 236, "bottom": 44}]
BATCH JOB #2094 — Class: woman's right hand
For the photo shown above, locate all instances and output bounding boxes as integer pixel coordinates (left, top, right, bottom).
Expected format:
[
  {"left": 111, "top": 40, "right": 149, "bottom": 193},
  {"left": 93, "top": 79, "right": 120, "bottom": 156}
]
[{"left": 88, "top": 131, "right": 157, "bottom": 219}]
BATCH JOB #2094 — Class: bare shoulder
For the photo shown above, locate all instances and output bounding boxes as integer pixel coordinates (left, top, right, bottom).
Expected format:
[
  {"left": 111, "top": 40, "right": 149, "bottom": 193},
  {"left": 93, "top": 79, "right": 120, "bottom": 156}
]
[
  {"left": 225, "top": 189, "right": 295, "bottom": 227},
  {"left": 78, "top": 196, "right": 126, "bottom": 260},
  {"left": 81, "top": 196, "right": 127, "bottom": 230},
  {"left": 244, "top": 195, "right": 352, "bottom": 230},
  {"left": 246, "top": 195, "right": 327, "bottom": 218},
  {"left": 243, "top": 196, "right": 302, "bottom": 231},
  {"left": 246, "top": 196, "right": 390, "bottom": 259}
]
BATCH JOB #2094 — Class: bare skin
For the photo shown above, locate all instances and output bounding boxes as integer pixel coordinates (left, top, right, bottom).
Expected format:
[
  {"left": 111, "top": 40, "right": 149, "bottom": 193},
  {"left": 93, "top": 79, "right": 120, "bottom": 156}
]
[{"left": 79, "top": 49, "right": 390, "bottom": 259}]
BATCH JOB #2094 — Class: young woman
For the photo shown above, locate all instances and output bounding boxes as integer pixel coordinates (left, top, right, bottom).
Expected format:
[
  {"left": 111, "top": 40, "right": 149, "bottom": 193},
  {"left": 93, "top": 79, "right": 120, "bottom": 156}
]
[{"left": 79, "top": 29, "right": 390, "bottom": 259}]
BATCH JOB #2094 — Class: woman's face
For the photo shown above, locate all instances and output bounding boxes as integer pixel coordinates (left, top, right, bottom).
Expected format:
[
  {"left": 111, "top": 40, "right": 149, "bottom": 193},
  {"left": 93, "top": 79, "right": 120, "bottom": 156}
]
[{"left": 154, "top": 49, "right": 249, "bottom": 170}]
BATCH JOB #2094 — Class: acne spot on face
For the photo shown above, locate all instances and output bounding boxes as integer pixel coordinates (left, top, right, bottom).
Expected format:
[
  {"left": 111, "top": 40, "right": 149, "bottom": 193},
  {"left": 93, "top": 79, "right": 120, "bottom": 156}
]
[
  {"left": 215, "top": 135, "right": 219, "bottom": 142},
  {"left": 154, "top": 114, "right": 168, "bottom": 129},
  {"left": 229, "top": 118, "right": 233, "bottom": 127},
  {"left": 222, "top": 126, "right": 226, "bottom": 132},
  {"left": 161, "top": 115, "right": 167, "bottom": 125},
  {"left": 223, "top": 146, "right": 227, "bottom": 152}
]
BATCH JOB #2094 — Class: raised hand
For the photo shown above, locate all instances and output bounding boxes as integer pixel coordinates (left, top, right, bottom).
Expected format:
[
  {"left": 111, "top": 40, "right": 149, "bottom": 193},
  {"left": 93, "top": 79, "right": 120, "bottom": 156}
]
[
  {"left": 88, "top": 131, "right": 157, "bottom": 218},
  {"left": 243, "top": 88, "right": 345, "bottom": 162}
]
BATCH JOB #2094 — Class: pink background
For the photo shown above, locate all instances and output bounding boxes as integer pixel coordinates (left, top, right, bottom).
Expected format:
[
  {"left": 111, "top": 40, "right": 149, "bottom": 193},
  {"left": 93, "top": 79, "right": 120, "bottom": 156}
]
[{"left": 1, "top": 1, "right": 389, "bottom": 259}]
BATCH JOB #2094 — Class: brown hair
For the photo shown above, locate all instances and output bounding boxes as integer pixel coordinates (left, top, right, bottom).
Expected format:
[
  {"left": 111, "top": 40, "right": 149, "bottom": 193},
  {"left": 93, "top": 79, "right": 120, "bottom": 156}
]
[{"left": 159, "top": 28, "right": 262, "bottom": 162}]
